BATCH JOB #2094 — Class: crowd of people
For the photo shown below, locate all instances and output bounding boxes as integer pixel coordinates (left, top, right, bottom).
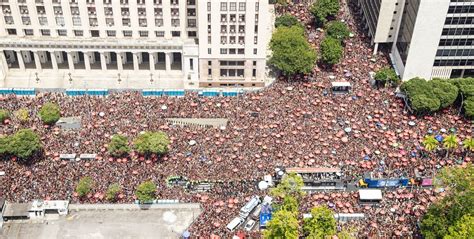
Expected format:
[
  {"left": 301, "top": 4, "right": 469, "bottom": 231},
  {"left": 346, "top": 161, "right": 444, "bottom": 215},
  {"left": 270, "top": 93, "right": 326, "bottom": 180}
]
[{"left": 1, "top": 0, "right": 472, "bottom": 238}]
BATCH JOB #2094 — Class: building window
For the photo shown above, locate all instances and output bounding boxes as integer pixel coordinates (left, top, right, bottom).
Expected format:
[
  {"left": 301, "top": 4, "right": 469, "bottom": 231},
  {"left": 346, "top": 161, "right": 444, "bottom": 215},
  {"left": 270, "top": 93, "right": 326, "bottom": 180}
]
[
  {"left": 188, "top": 31, "right": 197, "bottom": 37},
  {"left": 155, "top": 19, "right": 163, "bottom": 27},
  {"left": 187, "top": 19, "right": 196, "bottom": 28},
  {"left": 24, "top": 29, "right": 34, "bottom": 36},
  {"left": 208, "top": 48, "right": 212, "bottom": 54},
  {"left": 22, "top": 16, "right": 31, "bottom": 25},
  {"left": 190, "top": 59, "right": 194, "bottom": 71},
  {"left": 39, "top": 17, "right": 48, "bottom": 25},
  {"left": 57, "top": 29, "right": 67, "bottom": 36},
  {"left": 171, "top": 31, "right": 180, "bottom": 37},
  {"left": 238, "top": 48, "right": 244, "bottom": 54},
  {"left": 41, "top": 29, "right": 51, "bottom": 36},
  {"left": 139, "top": 31, "right": 148, "bottom": 37},
  {"left": 7, "top": 29, "right": 17, "bottom": 35},
  {"left": 91, "top": 30, "right": 100, "bottom": 37},
  {"left": 55, "top": 17, "right": 65, "bottom": 26},
  {"left": 255, "top": 2, "right": 259, "bottom": 11},
  {"left": 171, "top": 19, "right": 180, "bottom": 27},
  {"left": 253, "top": 48, "right": 257, "bottom": 54},
  {"left": 253, "top": 69, "right": 256, "bottom": 77},
  {"left": 239, "top": 2, "right": 246, "bottom": 11},
  {"left": 207, "top": 2, "right": 211, "bottom": 11},
  {"left": 4, "top": 16, "right": 14, "bottom": 25},
  {"left": 72, "top": 17, "right": 81, "bottom": 26},
  {"left": 229, "top": 48, "right": 236, "bottom": 54},
  {"left": 208, "top": 68, "right": 212, "bottom": 75},
  {"left": 220, "top": 2, "right": 227, "bottom": 11},
  {"left": 220, "top": 48, "right": 228, "bottom": 54},
  {"left": 155, "top": 31, "right": 165, "bottom": 37},
  {"left": 107, "top": 30, "right": 116, "bottom": 36},
  {"left": 230, "top": 2, "right": 236, "bottom": 11},
  {"left": 74, "top": 30, "right": 84, "bottom": 36},
  {"left": 123, "top": 30, "right": 133, "bottom": 37},
  {"left": 208, "top": 61, "right": 212, "bottom": 66}
]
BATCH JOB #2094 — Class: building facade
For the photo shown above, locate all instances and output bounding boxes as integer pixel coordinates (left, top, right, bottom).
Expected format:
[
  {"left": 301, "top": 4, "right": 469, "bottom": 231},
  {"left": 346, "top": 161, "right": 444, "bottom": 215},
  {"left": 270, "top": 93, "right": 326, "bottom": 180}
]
[
  {"left": 0, "top": 0, "right": 274, "bottom": 89},
  {"left": 358, "top": 0, "right": 474, "bottom": 81}
]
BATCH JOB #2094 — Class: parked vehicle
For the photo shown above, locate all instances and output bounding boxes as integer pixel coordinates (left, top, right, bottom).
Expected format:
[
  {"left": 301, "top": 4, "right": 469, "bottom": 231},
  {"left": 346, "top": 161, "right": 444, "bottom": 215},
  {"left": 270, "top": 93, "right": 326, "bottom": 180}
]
[
  {"left": 226, "top": 217, "right": 244, "bottom": 232},
  {"left": 244, "top": 219, "right": 256, "bottom": 231}
]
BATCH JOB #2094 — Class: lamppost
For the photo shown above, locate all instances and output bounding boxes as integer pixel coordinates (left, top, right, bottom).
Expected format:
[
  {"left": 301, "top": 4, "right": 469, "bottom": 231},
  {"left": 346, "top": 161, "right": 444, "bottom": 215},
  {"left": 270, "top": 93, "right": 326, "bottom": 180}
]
[
  {"left": 118, "top": 73, "right": 122, "bottom": 84},
  {"left": 68, "top": 72, "right": 72, "bottom": 84},
  {"left": 35, "top": 72, "right": 39, "bottom": 83}
]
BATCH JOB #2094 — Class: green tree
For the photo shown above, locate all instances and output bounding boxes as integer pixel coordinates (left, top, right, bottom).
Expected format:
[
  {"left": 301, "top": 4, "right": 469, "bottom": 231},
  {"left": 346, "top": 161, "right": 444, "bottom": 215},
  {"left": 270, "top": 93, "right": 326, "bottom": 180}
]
[
  {"left": 464, "top": 97, "right": 474, "bottom": 119},
  {"left": 410, "top": 94, "right": 441, "bottom": 115},
  {"left": 304, "top": 206, "right": 336, "bottom": 239},
  {"left": 444, "top": 214, "right": 474, "bottom": 239},
  {"left": 423, "top": 135, "right": 439, "bottom": 152},
  {"left": 135, "top": 181, "right": 157, "bottom": 203},
  {"left": 275, "top": 14, "right": 303, "bottom": 29},
  {"left": 0, "top": 136, "right": 10, "bottom": 155},
  {"left": 263, "top": 209, "right": 299, "bottom": 239},
  {"left": 271, "top": 172, "right": 305, "bottom": 199},
  {"left": 105, "top": 183, "right": 121, "bottom": 201},
  {"left": 76, "top": 176, "right": 93, "bottom": 198},
  {"left": 133, "top": 131, "right": 170, "bottom": 156},
  {"left": 320, "top": 37, "right": 343, "bottom": 66},
  {"left": 108, "top": 134, "right": 130, "bottom": 157},
  {"left": 14, "top": 108, "right": 29, "bottom": 123},
  {"left": 39, "top": 102, "right": 61, "bottom": 125},
  {"left": 443, "top": 134, "right": 458, "bottom": 158},
  {"left": 463, "top": 137, "right": 474, "bottom": 156},
  {"left": 281, "top": 195, "right": 299, "bottom": 213},
  {"left": 326, "top": 21, "right": 350, "bottom": 41},
  {"left": 269, "top": 26, "right": 317, "bottom": 78},
  {"left": 374, "top": 67, "right": 399, "bottom": 87},
  {"left": 421, "top": 164, "right": 474, "bottom": 239},
  {"left": 8, "top": 129, "right": 42, "bottom": 159},
  {"left": 430, "top": 79, "right": 459, "bottom": 109},
  {"left": 0, "top": 109, "right": 10, "bottom": 123},
  {"left": 310, "top": 0, "right": 340, "bottom": 26}
]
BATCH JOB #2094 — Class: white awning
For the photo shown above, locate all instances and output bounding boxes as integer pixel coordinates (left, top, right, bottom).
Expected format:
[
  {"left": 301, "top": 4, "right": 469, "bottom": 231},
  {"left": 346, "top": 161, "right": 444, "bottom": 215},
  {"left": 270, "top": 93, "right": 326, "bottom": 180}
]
[
  {"left": 331, "top": 82, "right": 351, "bottom": 87},
  {"left": 359, "top": 189, "right": 382, "bottom": 200}
]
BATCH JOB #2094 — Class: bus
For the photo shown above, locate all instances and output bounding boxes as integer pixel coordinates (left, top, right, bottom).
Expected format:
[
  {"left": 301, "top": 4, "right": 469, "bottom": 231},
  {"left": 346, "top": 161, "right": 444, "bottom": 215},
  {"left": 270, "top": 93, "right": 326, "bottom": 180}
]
[{"left": 276, "top": 167, "right": 344, "bottom": 190}]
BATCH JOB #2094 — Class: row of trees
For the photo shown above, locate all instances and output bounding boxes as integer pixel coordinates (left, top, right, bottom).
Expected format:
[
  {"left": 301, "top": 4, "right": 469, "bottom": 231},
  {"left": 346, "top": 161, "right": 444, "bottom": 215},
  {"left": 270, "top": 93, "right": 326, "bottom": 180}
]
[
  {"left": 263, "top": 173, "right": 354, "bottom": 238},
  {"left": 422, "top": 135, "right": 474, "bottom": 158},
  {"left": 420, "top": 164, "right": 474, "bottom": 238},
  {"left": 107, "top": 131, "right": 170, "bottom": 157},
  {"left": 76, "top": 177, "right": 157, "bottom": 202},
  {"left": 0, "top": 129, "right": 42, "bottom": 159},
  {"left": 401, "top": 77, "right": 474, "bottom": 118},
  {"left": 1, "top": 102, "right": 61, "bottom": 125}
]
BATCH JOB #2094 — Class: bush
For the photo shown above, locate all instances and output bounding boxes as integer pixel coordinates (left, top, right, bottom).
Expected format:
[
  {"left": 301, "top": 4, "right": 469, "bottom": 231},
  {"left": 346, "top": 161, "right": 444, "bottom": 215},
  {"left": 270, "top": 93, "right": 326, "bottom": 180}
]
[
  {"left": 108, "top": 134, "right": 130, "bottom": 157},
  {"left": 106, "top": 183, "right": 121, "bottom": 201},
  {"left": 0, "top": 109, "right": 10, "bottom": 123},
  {"left": 8, "top": 129, "right": 42, "bottom": 159},
  {"left": 320, "top": 37, "right": 343, "bottom": 65},
  {"left": 0, "top": 136, "right": 10, "bottom": 155},
  {"left": 39, "top": 102, "right": 60, "bottom": 125},
  {"left": 76, "top": 176, "right": 93, "bottom": 197},
  {"left": 275, "top": 14, "right": 303, "bottom": 29},
  {"left": 14, "top": 108, "right": 29, "bottom": 123},
  {"left": 133, "top": 131, "right": 170, "bottom": 156},
  {"left": 310, "top": 0, "right": 340, "bottom": 26},
  {"left": 374, "top": 67, "right": 399, "bottom": 87},
  {"left": 464, "top": 97, "right": 474, "bottom": 119},
  {"left": 269, "top": 26, "right": 317, "bottom": 77},
  {"left": 135, "top": 181, "right": 156, "bottom": 203},
  {"left": 452, "top": 77, "right": 474, "bottom": 98},
  {"left": 410, "top": 94, "right": 441, "bottom": 114},
  {"left": 430, "top": 79, "right": 459, "bottom": 109},
  {"left": 326, "top": 21, "right": 350, "bottom": 41}
]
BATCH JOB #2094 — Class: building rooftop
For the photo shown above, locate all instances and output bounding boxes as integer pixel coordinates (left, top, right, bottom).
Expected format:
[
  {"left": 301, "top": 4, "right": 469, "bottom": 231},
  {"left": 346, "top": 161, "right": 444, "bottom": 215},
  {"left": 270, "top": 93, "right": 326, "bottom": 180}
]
[{"left": 2, "top": 203, "right": 31, "bottom": 218}]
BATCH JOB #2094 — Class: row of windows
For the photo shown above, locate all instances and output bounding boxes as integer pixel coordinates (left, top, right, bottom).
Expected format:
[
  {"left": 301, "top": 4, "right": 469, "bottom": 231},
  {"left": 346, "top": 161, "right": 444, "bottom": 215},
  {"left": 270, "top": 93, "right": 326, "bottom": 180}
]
[
  {"left": 445, "top": 16, "right": 474, "bottom": 25},
  {"left": 433, "top": 59, "right": 474, "bottom": 67},
  {"left": 6, "top": 28, "right": 193, "bottom": 38},
  {"left": 448, "top": 5, "right": 474, "bottom": 14},
  {"left": 436, "top": 48, "right": 474, "bottom": 57},
  {"left": 442, "top": 27, "right": 474, "bottom": 35},
  {"left": 439, "top": 38, "right": 474, "bottom": 46},
  {"left": 219, "top": 2, "right": 247, "bottom": 12}
]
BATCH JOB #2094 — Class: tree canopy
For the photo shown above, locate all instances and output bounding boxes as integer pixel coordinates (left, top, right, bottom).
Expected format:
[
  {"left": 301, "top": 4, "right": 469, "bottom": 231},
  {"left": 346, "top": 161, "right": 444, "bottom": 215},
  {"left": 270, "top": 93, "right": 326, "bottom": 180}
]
[
  {"left": 263, "top": 209, "right": 299, "bottom": 239},
  {"left": 39, "top": 102, "right": 61, "bottom": 125},
  {"left": 7, "top": 129, "right": 42, "bottom": 159},
  {"left": 275, "top": 14, "right": 303, "bottom": 29},
  {"left": 108, "top": 134, "right": 130, "bottom": 157},
  {"left": 431, "top": 79, "right": 459, "bottom": 109},
  {"left": 303, "top": 206, "right": 337, "bottom": 238},
  {"left": 326, "top": 21, "right": 350, "bottom": 41},
  {"left": 133, "top": 131, "right": 170, "bottom": 156},
  {"left": 310, "top": 0, "right": 340, "bottom": 26},
  {"left": 374, "top": 67, "right": 399, "bottom": 87},
  {"left": 76, "top": 176, "right": 93, "bottom": 198},
  {"left": 0, "top": 109, "right": 10, "bottom": 123},
  {"left": 444, "top": 214, "right": 474, "bottom": 239},
  {"left": 135, "top": 181, "right": 157, "bottom": 202},
  {"left": 269, "top": 26, "right": 316, "bottom": 77},
  {"left": 420, "top": 164, "right": 474, "bottom": 239},
  {"left": 106, "top": 183, "right": 121, "bottom": 201},
  {"left": 271, "top": 172, "right": 305, "bottom": 199},
  {"left": 320, "top": 37, "right": 343, "bottom": 66}
]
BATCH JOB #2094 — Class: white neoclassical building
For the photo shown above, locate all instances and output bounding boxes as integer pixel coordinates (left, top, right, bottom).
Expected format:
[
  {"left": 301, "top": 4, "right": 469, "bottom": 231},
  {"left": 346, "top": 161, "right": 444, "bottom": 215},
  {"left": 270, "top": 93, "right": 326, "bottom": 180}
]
[{"left": 0, "top": 0, "right": 274, "bottom": 89}]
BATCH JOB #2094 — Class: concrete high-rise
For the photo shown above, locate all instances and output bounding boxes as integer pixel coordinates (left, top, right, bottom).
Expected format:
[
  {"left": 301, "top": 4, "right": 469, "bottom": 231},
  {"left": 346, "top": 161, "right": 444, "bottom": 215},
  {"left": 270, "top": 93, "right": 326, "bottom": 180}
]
[
  {"left": 358, "top": 0, "right": 474, "bottom": 81},
  {"left": 0, "top": 0, "right": 274, "bottom": 89}
]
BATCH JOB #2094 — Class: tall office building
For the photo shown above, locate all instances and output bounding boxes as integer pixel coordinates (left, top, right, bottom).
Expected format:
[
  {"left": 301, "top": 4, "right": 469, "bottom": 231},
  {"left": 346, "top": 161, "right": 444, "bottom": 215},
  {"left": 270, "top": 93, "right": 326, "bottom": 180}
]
[
  {"left": 358, "top": 0, "right": 474, "bottom": 81},
  {"left": 0, "top": 0, "right": 274, "bottom": 89}
]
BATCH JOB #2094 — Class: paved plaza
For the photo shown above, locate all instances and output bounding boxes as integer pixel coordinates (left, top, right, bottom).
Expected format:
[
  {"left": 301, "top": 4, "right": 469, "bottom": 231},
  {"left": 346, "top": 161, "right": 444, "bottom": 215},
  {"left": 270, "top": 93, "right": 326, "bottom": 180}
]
[{"left": 1, "top": 204, "right": 201, "bottom": 239}]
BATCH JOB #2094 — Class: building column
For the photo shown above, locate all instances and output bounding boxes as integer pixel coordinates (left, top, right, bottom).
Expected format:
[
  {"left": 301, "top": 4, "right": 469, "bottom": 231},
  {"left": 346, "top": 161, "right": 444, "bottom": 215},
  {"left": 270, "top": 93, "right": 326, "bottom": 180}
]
[
  {"left": 84, "top": 52, "right": 91, "bottom": 70},
  {"left": 16, "top": 51, "right": 25, "bottom": 70},
  {"left": 165, "top": 52, "right": 171, "bottom": 72},
  {"left": 50, "top": 51, "right": 58, "bottom": 70},
  {"left": 67, "top": 52, "right": 74, "bottom": 71},
  {"left": 100, "top": 52, "right": 107, "bottom": 70},
  {"left": 149, "top": 53, "right": 155, "bottom": 71},
  {"left": 117, "top": 52, "right": 123, "bottom": 71},
  {"left": 133, "top": 52, "right": 139, "bottom": 71},
  {"left": 33, "top": 51, "right": 42, "bottom": 72}
]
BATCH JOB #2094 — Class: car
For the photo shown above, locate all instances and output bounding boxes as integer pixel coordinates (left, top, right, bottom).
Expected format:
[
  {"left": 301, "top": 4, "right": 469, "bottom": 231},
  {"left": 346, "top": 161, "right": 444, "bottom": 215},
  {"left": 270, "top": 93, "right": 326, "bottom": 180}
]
[{"left": 244, "top": 219, "right": 256, "bottom": 231}]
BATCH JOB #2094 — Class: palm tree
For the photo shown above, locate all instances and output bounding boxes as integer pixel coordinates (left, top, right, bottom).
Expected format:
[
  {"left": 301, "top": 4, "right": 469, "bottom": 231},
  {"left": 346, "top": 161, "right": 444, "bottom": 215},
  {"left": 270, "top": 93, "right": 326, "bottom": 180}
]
[
  {"left": 422, "top": 135, "right": 439, "bottom": 152},
  {"left": 443, "top": 134, "right": 458, "bottom": 158},
  {"left": 463, "top": 137, "right": 474, "bottom": 157}
]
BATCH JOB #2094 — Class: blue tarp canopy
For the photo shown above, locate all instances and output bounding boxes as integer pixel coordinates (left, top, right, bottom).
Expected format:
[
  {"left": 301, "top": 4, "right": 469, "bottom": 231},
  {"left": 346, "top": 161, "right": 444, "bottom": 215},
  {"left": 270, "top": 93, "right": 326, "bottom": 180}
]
[
  {"left": 87, "top": 89, "right": 108, "bottom": 96},
  {"left": 143, "top": 89, "right": 163, "bottom": 96},
  {"left": 66, "top": 89, "right": 87, "bottom": 96},
  {"left": 12, "top": 88, "right": 35, "bottom": 96},
  {"left": 163, "top": 90, "right": 185, "bottom": 97},
  {"left": 0, "top": 88, "right": 13, "bottom": 94}
]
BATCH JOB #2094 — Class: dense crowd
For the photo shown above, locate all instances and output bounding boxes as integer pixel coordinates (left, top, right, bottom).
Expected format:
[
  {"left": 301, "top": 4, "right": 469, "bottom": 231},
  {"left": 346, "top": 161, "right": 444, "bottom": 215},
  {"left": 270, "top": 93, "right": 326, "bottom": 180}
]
[{"left": 1, "top": 0, "right": 472, "bottom": 238}]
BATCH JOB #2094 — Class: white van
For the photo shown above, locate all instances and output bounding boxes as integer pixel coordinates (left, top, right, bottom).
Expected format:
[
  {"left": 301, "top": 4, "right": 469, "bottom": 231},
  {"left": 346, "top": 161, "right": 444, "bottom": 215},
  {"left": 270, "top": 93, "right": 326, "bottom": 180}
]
[{"left": 226, "top": 217, "right": 244, "bottom": 232}]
